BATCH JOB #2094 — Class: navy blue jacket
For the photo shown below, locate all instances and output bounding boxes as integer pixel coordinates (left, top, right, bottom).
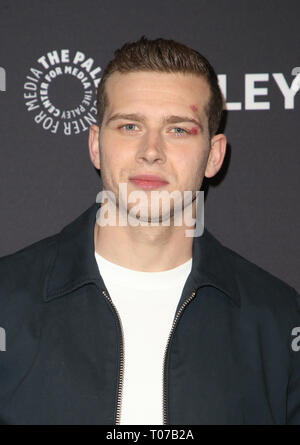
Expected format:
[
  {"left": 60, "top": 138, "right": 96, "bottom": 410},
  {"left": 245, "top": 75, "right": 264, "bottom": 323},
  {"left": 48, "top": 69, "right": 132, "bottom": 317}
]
[{"left": 0, "top": 201, "right": 299, "bottom": 425}]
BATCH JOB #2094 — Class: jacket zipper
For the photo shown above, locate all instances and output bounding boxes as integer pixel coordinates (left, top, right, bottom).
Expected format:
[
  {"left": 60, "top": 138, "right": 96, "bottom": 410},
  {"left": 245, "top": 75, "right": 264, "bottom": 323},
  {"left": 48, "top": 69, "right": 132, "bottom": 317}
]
[
  {"left": 101, "top": 288, "right": 125, "bottom": 425},
  {"left": 102, "top": 286, "right": 197, "bottom": 426},
  {"left": 162, "top": 289, "right": 197, "bottom": 425}
]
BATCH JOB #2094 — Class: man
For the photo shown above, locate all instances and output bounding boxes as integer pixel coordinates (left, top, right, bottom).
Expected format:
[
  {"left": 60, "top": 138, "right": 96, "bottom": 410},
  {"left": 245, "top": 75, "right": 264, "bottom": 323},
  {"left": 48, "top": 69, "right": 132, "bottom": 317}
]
[{"left": 0, "top": 36, "right": 299, "bottom": 425}]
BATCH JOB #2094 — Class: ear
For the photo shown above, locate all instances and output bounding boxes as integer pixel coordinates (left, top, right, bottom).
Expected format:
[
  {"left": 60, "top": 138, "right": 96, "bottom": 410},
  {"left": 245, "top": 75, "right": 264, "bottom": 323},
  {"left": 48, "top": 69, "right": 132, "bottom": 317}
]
[
  {"left": 88, "top": 124, "right": 101, "bottom": 170},
  {"left": 204, "top": 133, "right": 227, "bottom": 178}
]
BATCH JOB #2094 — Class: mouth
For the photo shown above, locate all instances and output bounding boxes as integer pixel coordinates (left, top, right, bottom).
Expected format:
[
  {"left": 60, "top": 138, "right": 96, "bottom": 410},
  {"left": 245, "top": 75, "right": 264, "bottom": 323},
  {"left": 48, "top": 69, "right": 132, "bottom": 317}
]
[{"left": 129, "top": 174, "right": 169, "bottom": 190}]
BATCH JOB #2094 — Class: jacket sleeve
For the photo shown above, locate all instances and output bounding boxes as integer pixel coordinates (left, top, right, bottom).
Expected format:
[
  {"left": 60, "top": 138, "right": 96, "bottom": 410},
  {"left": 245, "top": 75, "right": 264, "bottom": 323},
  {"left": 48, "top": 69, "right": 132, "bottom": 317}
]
[{"left": 286, "top": 287, "right": 300, "bottom": 425}]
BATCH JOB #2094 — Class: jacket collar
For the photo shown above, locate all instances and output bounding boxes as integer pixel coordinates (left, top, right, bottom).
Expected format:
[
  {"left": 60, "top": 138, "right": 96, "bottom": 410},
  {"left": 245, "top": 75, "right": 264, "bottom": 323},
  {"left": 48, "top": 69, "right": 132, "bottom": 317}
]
[{"left": 44, "top": 201, "right": 240, "bottom": 307}]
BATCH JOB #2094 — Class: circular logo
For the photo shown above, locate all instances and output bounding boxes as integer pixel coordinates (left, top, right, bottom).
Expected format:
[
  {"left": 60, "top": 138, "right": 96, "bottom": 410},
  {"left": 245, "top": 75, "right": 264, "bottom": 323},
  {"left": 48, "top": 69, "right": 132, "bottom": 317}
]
[{"left": 24, "top": 49, "right": 102, "bottom": 135}]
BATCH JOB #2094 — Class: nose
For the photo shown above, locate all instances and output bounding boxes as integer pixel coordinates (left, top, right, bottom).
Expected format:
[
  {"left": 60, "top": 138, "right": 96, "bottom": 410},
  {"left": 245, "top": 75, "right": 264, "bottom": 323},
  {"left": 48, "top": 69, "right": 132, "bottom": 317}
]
[{"left": 135, "top": 129, "right": 167, "bottom": 165}]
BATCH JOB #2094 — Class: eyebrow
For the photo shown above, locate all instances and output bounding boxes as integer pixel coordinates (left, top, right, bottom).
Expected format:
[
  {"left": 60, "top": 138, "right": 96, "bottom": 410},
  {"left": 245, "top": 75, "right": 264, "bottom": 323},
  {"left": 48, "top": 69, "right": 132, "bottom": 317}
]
[{"left": 105, "top": 112, "right": 204, "bottom": 133}]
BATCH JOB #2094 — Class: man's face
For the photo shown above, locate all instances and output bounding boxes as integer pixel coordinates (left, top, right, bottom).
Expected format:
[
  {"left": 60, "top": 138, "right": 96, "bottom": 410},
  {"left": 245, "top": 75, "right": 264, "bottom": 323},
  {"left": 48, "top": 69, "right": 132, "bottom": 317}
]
[{"left": 89, "top": 71, "right": 226, "bottom": 223}]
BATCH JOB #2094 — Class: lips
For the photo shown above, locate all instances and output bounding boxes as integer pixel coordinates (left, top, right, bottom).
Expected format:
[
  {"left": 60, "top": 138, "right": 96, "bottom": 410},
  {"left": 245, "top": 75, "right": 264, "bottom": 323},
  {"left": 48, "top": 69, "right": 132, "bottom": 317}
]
[
  {"left": 129, "top": 174, "right": 169, "bottom": 190},
  {"left": 129, "top": 174, "right": 169, "bottom": 183}
]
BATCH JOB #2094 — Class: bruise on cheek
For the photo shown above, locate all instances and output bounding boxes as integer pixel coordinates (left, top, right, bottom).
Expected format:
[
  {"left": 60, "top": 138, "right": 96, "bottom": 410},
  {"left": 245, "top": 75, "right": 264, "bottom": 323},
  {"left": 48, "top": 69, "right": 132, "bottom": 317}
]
[
  {"left": 190, "top": 126, "right": 198, "bottom": 135},
  {"left": 190, "top": 104, "right": 198, "bottom": 112}
]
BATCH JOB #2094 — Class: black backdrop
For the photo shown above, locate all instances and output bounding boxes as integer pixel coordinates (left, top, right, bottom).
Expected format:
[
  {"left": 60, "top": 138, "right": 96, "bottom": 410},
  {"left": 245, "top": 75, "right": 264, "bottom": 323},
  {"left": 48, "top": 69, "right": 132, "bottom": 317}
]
[{"left": 0, "top": 0, "right": 299, "bottom": 291}]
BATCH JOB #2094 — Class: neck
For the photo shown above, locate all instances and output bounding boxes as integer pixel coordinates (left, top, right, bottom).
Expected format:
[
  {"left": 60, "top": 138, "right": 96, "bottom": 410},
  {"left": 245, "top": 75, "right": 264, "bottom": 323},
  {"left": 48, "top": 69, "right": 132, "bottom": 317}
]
[{"left": 94, "top": 200, "right": 198, "bottom": 272}]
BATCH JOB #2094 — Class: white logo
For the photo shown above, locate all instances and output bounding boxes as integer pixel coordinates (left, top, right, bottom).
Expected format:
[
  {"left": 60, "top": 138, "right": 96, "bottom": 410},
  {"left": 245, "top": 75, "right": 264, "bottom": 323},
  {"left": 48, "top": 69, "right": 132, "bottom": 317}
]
[
  {"left": 291, "top": 67, "right": 300, "bottom": 93},
  {"left": 0, "top": 326, "right": 6, "bottom": 351},
  {"left": 0, "top": 66, "right": 6, "bottom": 92},
  {"left": 95, "top": 184, "right": 205, "bottom": 238},
  {"left": 218, "top": 71, "right": 299, "bottom": 110},
  {"left": 291, "top": 327, "right": 300, "bottom": 352},
  {"left": 24, "top": 49, "right": 102, "bottom": 135}
]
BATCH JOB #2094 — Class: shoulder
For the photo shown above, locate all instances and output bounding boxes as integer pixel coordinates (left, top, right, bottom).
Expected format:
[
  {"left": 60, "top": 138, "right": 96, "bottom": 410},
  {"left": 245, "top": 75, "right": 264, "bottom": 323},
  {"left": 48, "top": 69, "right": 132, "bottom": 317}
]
[
  {"left": 0, "top": 232, "right": 59, "bottom": 308},
  {"left": 218, "top": 236, "right": 300, "bottom": 318}
]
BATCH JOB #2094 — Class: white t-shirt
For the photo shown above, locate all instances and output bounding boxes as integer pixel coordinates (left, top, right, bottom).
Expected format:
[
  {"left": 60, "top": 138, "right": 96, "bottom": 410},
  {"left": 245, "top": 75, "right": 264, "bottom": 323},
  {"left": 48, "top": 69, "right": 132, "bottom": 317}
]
[{"left": 94, "top": 251, "right": 192, "bottom": 425}]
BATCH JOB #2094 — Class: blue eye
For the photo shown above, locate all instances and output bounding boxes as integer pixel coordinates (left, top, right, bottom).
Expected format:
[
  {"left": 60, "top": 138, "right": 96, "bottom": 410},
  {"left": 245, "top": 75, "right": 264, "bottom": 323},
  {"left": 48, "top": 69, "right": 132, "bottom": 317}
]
[
  {"left": 119, "top": 124, "right": 189, "bottom": 136},
  {"left": 122, "top": 124, "right": 137, "bottom": 131},
  {"left": 171, "top": 127, "right": 187, "bottom": 136}
]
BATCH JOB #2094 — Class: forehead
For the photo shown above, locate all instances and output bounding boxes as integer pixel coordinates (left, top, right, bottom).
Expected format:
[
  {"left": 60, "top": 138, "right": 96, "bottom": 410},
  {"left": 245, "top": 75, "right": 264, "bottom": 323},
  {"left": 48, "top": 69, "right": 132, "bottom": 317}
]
[{"left": 104, "top": 71, "right": 211, "bottom": 116}]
